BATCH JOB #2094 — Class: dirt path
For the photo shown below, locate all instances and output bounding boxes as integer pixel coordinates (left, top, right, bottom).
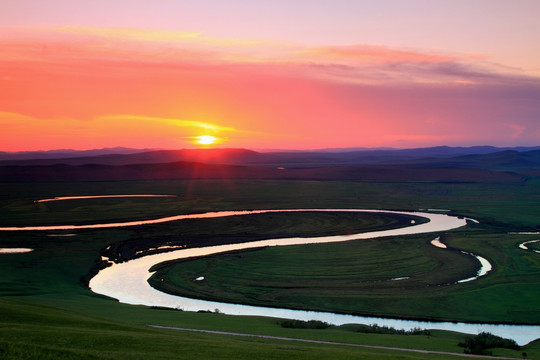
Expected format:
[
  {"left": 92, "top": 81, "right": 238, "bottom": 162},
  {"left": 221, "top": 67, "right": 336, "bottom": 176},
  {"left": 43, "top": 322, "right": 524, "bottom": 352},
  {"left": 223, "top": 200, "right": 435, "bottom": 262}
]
[{"left": 149, "top": 325, "right": 522, "bottom": 359}]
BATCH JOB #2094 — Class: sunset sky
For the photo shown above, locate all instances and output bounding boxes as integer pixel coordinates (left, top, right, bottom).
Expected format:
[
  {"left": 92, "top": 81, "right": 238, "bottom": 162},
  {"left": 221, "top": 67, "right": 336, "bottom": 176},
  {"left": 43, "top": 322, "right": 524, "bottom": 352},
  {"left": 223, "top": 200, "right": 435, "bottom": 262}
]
[{"left": 1, "top": 0, "right": 539, "bottom": 151}]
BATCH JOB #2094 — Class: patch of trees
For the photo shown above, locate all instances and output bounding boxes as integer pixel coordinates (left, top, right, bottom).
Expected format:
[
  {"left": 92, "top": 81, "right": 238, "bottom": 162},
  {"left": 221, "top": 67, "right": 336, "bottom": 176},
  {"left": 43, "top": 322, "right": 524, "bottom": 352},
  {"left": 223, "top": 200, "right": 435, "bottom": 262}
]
[
  {"left": 458, "top": 332, "right": 520, "bottom": 355},
  {"left": 279, "top": 321, "right": 434, "bottom": 336},
  {"left": 279, "top": 319, "right": 331, "bottom": 329},
  {"left": 355, "top": 324, "right": 431, "bottom": 336}
]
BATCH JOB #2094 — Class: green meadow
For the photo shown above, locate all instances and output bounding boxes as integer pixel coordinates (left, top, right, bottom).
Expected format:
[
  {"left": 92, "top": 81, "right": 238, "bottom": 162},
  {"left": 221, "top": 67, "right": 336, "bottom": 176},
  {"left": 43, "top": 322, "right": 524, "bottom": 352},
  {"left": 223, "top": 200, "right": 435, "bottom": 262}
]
[
  {"left": 1, "top": 179, "right": 539, "bottom": 359},
  {"left": 150, "top": 231, "right": 540, "bottom": 324}
]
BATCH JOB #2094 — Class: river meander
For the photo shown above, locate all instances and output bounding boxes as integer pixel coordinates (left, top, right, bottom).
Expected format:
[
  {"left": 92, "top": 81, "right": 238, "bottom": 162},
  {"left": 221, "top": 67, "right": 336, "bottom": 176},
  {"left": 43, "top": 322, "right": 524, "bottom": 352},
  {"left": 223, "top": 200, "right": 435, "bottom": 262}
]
[
  {"left": 83, "top": 209, "right": 539, "bottom": 345},
  {"left": 2, "top": 206, "right": 538, "bottom": 344}
]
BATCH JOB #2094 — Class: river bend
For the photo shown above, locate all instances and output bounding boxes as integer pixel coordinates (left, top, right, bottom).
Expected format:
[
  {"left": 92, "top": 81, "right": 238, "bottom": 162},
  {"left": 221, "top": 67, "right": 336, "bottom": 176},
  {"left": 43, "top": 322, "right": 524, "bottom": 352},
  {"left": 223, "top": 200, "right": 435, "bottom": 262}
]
[{"left": 85, "top": 209, "right": 539, "bottom": 345}]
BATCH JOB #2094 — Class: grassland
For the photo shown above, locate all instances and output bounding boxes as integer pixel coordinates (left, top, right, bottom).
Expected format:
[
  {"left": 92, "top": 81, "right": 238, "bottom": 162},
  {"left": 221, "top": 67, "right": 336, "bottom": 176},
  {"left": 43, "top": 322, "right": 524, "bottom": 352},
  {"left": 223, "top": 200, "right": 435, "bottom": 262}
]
[
  {"left": 149, "top": 231, "right": 540, "bottom": 323},
  {"left": 1, "top": 179, "right": 539, "bottom": 359},
  {"left": 2, "top": 178, "right": 540, "bottom": 227}
]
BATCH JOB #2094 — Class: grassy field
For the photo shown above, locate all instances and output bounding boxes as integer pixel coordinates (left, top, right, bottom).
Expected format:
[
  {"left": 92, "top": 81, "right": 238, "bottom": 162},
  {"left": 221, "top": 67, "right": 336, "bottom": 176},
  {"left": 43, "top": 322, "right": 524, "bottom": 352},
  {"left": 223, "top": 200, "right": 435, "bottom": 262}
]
[
  {"left": 150, "top": 231, "right": 540, "bottom": 323},
  {"left": 2, "top": 178, "right": 540, "bottom": 227},
  {"left": 1, "top": 179, "right": 539, "bottom": 359}
]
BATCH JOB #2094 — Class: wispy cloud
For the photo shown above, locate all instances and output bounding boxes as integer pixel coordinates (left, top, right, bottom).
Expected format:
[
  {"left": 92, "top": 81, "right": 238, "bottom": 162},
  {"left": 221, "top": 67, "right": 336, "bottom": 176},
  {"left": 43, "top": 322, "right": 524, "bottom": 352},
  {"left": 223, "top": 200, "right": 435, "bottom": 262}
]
[
  {"left": 507, "top": 124, "right": 526, "bottom": 140},
  {"left": 293, "top": 44, "right": 456, "bottom": 64},
  {"left": 1, "top": 25, "right": 538, "bottom": 86},
  {"left": 97, "top": 115, "right": 239, "bottom": 133},
  {"left": 57, "top": 26, "right": 203, "bottom": 42}
]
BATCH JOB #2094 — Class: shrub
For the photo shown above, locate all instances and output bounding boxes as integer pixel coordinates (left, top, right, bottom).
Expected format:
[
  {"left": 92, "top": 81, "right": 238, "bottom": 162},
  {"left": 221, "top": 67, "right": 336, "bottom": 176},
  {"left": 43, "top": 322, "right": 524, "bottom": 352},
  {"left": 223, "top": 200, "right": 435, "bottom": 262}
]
[
  {"left": 458, "top": 332, "right": 520, "bottom": 355},
  {"left": 355, "top": 324, "right": 431, "bottom": 336},
  {"left": 279, "top": 319, "right": 331, "bottom": 329}
]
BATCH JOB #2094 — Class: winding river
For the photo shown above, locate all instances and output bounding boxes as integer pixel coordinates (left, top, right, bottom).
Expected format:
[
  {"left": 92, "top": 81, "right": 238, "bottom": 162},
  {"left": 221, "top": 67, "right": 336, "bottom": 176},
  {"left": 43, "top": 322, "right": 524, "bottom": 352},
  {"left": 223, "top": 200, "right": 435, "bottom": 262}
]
[
  {"left": 3, "top": 206, "right": 539, "bottom": 344},
  {"left": 519, "top": 239, "right": 540, "bottom": 253},
  {"left": 35, "top": 195, "right": 177, "bottom": 203},
  {"left": 430, "top": 237, "right": 492, "bottom": 283},
  {"left": 0, "top": 248, "right": 33, "bottom": 254},
  {"left": 83, "top": 209, "right": 538, "bottom": 345}
]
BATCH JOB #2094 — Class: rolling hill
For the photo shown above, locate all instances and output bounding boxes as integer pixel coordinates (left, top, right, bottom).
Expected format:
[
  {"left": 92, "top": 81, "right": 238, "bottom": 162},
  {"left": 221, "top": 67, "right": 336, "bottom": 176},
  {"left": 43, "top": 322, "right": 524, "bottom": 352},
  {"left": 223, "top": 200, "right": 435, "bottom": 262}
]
[{"left": 1, "top": 146, "right": 539, "bottom": 182}]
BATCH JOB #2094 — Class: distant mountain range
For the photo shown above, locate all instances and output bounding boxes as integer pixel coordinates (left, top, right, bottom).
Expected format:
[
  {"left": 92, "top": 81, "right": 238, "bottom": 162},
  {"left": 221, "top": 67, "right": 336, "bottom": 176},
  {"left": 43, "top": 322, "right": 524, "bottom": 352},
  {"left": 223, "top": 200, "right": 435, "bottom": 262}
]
[
  {"left": 1, "top": 146, "right": 539, "bottom": 182},
  {"left": 2, "top": 146, "right": 540, "bottom": 167},
  {"left": 0, "top": 147, "right": 158, "bottom": 161}
]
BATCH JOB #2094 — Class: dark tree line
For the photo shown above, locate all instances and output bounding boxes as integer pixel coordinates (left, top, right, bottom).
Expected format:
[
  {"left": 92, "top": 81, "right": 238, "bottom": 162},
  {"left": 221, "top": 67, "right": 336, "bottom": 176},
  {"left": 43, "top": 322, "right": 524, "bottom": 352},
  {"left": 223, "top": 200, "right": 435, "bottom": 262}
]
[{"left": 458, "top": 332, "right": 520, "bottom": 355}]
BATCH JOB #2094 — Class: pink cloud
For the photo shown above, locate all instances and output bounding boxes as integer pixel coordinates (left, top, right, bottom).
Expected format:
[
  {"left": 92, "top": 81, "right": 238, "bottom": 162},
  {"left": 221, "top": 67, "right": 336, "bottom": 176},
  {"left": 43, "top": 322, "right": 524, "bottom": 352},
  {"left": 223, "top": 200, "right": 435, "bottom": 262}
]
[
  {"left": 508, "top": 124, "right": 526, "bottom": 139},
  {"left": 294, "top": 44, "right": 456, "bottom": 65}
]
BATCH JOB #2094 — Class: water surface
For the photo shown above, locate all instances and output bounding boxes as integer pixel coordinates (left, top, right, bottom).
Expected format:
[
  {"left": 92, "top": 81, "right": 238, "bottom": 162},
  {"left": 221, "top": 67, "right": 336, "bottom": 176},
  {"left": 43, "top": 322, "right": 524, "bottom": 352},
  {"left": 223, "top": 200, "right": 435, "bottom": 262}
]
[{"left": 0, "top": 248, "right": 33, "bottom": 253}]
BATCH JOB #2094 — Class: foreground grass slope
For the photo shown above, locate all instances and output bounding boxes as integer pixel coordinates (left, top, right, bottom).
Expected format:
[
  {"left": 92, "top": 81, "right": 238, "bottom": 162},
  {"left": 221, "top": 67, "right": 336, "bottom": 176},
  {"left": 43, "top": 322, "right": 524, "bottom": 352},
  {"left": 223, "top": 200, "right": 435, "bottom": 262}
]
[{"left": 2, "top": 298, "right": 538, "bottom": 360}]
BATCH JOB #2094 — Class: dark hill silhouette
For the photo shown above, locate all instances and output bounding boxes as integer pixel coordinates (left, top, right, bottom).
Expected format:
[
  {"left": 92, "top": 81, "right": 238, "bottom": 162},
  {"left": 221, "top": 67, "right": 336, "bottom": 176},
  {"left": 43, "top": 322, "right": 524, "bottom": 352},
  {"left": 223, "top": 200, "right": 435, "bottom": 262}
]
[
  {"left": 0, "top": 148, "right": 263, "bottom": 166},
  {"left": 0, "top": 147, "right": 152, "bottom": 161},
  {"left": 2, "top": 146, "right": 540, "bottom": 168},
  {"left": 1, "top": 146, "right": 538, "bottom": 182}
]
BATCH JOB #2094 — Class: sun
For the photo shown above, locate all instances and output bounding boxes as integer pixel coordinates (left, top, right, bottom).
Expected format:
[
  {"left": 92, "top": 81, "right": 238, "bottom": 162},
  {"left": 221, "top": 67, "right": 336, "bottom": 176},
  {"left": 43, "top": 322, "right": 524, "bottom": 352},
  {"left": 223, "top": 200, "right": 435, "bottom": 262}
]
[{"left": 194, "top": 135, "right": 218, "bottom": 145}]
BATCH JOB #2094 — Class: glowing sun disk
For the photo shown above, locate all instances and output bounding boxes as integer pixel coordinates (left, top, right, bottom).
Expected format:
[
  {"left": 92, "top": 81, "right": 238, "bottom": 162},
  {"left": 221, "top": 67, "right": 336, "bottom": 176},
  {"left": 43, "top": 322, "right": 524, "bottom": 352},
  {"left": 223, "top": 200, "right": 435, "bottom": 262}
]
[{"left": 195, "top": 135, "right": 218, "bottom": 145}]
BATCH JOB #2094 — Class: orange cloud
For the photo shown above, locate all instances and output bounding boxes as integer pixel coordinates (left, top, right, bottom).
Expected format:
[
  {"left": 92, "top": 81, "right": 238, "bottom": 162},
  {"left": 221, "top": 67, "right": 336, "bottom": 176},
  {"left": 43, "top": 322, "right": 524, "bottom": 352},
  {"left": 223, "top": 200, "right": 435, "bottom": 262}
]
[
  {"left": 57, "top": 26, "right": 203, "bottom": 42},
  {"left": 0, "top": 111, "right": 242, "bottom": 151},
  {"left": 97, "top": 115, "right": 239, "bottom": 133}
]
